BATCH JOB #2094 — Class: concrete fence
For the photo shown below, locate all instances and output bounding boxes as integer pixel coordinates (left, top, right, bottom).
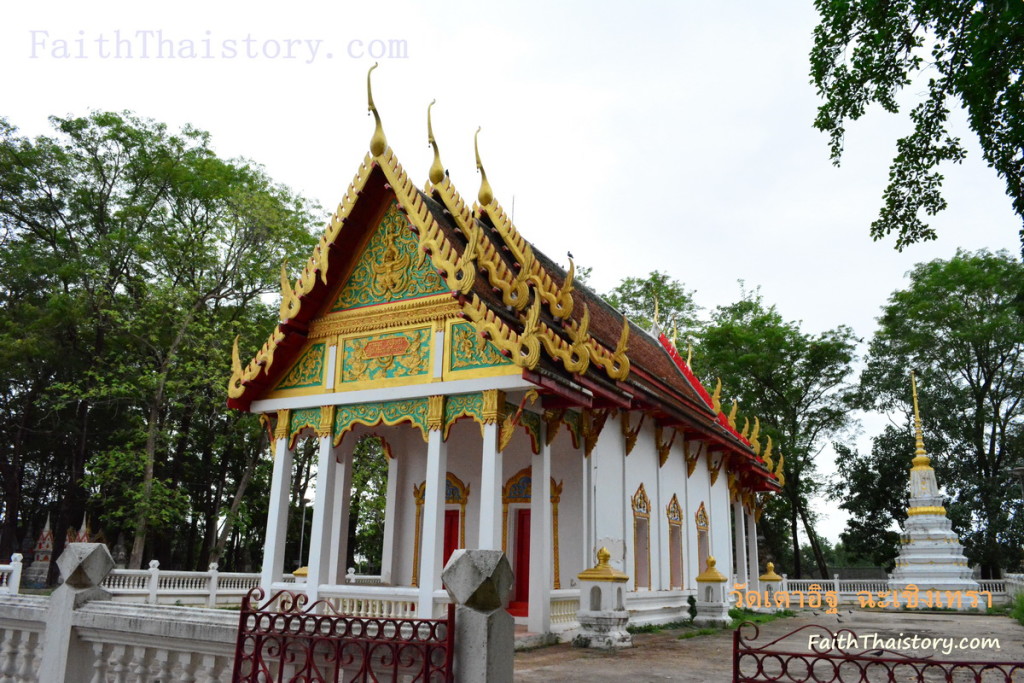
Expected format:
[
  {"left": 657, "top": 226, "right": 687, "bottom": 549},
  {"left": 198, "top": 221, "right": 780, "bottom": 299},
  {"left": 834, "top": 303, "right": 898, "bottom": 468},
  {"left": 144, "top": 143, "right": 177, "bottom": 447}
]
[{"left": 0, "top": 555, "right": 23, "bottom": 595}]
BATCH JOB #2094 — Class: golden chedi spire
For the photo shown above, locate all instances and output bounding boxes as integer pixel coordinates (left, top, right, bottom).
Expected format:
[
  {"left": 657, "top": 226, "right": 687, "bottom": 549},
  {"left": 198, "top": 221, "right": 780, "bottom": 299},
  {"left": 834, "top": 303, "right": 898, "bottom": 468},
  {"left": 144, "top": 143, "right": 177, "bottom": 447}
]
[
  {"left": 367, "top": 63, "right": 387, "bottom": 157},
  {"left": 427, "top": 100, "right": 445, "bottom": 185},
  {"left": 474, "top": 127, "right": 494, "bottom": 206},
  {"left": 910, "top": 371, "right": 932, "bottom": 470}
]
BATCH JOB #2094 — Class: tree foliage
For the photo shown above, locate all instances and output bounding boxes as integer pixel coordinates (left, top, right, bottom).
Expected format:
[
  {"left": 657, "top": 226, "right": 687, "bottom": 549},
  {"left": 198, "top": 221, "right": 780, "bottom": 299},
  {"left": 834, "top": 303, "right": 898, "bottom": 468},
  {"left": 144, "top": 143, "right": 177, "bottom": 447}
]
[
  {"left": 0, "top": 111, "right": 318, "bottom": 571},
  {"left": 853, "top": 249, "right": 1024, "bottom": 577},
  {"left": 605, "top": 271, "right": 700, "bottom": 339},
  {"left": 694, "top": 290, "right": 858, "bottom": 578},
  {"left": 811, "top": 1, "right": 1024, "bottom": 253}
]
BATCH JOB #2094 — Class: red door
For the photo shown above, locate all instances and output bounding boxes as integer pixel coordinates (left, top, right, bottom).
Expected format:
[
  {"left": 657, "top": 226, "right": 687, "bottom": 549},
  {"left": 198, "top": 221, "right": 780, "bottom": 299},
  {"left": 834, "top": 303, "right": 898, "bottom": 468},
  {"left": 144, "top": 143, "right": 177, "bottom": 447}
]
[
  {"left": 443, "top": 509, "right": 460, "bottom": 565},
  {"left": 509, "top": 509, "right": 531, "bottom": 615}
]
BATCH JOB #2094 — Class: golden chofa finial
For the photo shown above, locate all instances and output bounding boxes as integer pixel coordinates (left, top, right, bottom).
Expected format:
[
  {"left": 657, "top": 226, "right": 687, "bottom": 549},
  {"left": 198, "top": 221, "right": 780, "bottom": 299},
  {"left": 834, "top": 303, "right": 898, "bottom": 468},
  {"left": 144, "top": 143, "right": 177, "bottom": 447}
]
[
  {"left": 686, "top": 341, "right": 693, "bottom": 368},
  {"left": 652, "top": 296, "right": 660, "bottom": 327},
  {"left": 671, "top": 326, "right": 678, "bottom": 349},
  {"left": 711, "top": 378, "right": 722, "bottom": 413},
  {"left": 728, "top": 400, "right": 738, "bottom": 430},
  {"left": 367, "top": 63, "right": 386, "bottom": 157},
  {"left": 427, "top": 100, "right": 444, "bottom": 185},
  {"left": 910, "top": 371, "right": 932, "bottom": 470},
  {"left": 474, "top": 127, "right": 494, "bottom": 206}
]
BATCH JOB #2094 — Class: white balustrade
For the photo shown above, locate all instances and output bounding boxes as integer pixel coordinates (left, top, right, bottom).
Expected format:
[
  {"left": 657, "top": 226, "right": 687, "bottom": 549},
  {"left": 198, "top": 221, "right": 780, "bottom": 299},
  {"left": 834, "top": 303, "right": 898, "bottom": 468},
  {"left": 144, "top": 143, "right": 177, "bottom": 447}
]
[
  {"left": 0, "top": 555, "right": 23, "bottom": 595},
  {"left": 549, "top": 589, "right": 580, "bottom": 632},
  {"left": 97, "top": 563, "right": 284, "bottom": 606}
]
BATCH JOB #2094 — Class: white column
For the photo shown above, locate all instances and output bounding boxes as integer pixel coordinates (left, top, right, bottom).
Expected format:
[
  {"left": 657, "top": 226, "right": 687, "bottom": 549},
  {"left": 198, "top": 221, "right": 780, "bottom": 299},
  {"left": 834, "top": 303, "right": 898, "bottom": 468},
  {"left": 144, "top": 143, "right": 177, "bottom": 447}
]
[
  {"left": 328, "top": 441, "right": 354, "bottom": 585},
  {"left": 592, "top": 413, "right": 627, "bottom": 574},
  {"left": 418, "top": 427, "right": 447, "bottom": 617},
  {"left": 528, "top": 420, "right": 552, "bottom": 633},
  {"left": 379, "top": 450, "right": 401, "bottom": 584},
  {"left": 656, "top": 454, "right": 668, "bottom": 590},
  {"left": 732, "top": 500, "right": 748, "bottom": 589},
  {"left": 305, "top": 435, "right": 338, "bottom": 600},
  {"left": 582, "top": 449, "right": 593, "bottom": 570},
  {"left": 261, "top": 433, "right": 294, "bottom": 589},
  {"left": 478, "top": 422, "right": 503, "bottom": 550},
  {"left": 746, "top": 510, "right": 760, "bottom": 593}
]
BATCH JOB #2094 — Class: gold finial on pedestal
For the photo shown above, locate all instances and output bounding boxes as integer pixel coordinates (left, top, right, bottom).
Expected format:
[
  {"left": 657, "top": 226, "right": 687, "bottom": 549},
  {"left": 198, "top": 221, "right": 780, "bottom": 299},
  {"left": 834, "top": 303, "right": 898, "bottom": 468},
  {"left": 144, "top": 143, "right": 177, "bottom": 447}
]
[
  {"left": 696, "top": 556, "right": 727, "bottom": 582},
  {"left": 427, "top": 100, "right": 444, "bottom": 185},
  {"left": 474, "top": 127, "right": 494, "bottom": 207},
  {"left": 577, "top": 547, "right": 629, "bottom": 582},
  {"left": 367, "top": 63, "right": 387, "bottom": 156},
  {"left": 910, "top": 371, "right": 932, "bottom": 470},
  {"left": 759, "top": 562, "right": 782, "bottom": 582}
]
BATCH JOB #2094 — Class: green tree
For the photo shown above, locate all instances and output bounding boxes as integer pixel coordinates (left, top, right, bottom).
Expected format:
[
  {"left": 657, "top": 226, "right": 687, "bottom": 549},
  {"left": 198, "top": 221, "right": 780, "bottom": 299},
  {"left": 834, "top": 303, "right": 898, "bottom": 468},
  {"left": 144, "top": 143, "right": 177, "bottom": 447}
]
[
  {"left": 605, "top": 271, "right": 699, "bottom": 338},
  {"left": 855, "top": 249, "right": 1024, "bottom": 577},
  {"left": 695, "top": 289, "right": 858, "bottom": 579},
  {"left": 0, "top": 111, "right": 317, "bottom": 571},
  {"left": 810, "top": 1, "right": 1024, "bottom": 253}
]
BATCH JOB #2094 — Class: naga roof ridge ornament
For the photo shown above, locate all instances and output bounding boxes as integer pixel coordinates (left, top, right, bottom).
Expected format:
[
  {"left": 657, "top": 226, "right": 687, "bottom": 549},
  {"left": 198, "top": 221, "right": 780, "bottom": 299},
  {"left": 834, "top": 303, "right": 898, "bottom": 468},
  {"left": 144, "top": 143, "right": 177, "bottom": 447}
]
[
  {"left": 474, "top": 127, "right": 494, "bottom": 207},
  {"left": 427, "top": 100, "right": 445, "bottom": 186},
  {"left": 367, "top": 62, "right": 387, "bottom": 157}
]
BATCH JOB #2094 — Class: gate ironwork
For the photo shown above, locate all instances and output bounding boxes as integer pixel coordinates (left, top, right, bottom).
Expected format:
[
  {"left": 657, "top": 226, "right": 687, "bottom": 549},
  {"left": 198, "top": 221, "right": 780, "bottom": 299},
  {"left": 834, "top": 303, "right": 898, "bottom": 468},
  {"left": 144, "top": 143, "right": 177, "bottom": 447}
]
[
  {"left": 232, "top": 588, "right": 455, "bottom": 682},
  {"left": 733, "top": 622, "right": 1024, "bottom": 682}
]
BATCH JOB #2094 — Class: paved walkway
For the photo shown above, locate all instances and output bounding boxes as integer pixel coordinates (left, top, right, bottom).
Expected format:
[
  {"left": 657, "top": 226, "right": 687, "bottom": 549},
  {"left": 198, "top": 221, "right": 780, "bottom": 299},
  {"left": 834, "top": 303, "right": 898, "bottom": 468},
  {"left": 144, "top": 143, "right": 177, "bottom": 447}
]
[{"left": 513, "top": 610, "right": 1024, "bottom": 681}]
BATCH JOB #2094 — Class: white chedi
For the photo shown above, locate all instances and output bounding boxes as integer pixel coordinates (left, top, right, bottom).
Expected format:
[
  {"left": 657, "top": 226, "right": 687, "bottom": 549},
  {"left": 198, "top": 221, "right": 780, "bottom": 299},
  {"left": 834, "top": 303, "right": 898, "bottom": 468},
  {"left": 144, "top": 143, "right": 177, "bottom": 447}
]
[{"left": 887, "top": 375, "right": 978, "bottom": 601}]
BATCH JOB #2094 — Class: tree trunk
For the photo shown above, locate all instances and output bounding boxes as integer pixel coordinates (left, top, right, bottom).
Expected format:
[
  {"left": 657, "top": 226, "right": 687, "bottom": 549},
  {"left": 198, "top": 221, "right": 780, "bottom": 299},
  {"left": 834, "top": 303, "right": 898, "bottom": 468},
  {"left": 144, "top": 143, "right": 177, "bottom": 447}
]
[
  {"left": 129, "top": 398, "right": 162, "bottom": 569},
  {"left": 798, "top": 502, "right": 830, "bottom": 579},
  {"left": 209, "top": 430, "right": 266, "bottom": 568},
  {"left": 790, "top": 503, "right": 801, "bottom": 579}
]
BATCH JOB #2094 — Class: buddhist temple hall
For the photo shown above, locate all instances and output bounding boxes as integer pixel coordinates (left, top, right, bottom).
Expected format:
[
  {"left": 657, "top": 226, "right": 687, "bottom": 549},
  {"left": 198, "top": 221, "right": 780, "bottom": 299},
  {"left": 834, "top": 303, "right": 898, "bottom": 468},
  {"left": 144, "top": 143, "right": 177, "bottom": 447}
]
[{"left": 226, "top": 69, "right": 783, "bottom": 634}]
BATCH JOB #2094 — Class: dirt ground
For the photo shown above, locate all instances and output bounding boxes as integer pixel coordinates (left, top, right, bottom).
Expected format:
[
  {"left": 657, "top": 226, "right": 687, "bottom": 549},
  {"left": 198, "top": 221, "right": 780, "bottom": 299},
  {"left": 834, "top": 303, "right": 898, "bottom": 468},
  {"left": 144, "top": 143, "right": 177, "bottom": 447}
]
[{"left": 513, "top": 610, "right": 1024, "bottom": 682}]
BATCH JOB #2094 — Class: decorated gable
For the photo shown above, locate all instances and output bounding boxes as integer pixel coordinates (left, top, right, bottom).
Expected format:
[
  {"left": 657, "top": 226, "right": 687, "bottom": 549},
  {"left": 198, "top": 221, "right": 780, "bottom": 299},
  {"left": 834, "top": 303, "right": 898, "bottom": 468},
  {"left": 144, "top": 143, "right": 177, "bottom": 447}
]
[{"left": 331, "top": 200, "right": 446, "bottom": 311}]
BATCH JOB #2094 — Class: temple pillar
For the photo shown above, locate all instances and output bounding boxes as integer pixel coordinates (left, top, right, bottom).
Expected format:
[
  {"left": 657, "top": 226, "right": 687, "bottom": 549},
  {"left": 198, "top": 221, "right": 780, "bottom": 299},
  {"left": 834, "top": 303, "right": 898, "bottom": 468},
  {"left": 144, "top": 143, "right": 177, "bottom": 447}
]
[
  {"left": 746, "top": 509, "right": 760, "bottom": 593},
  {"left": 418, "top": 399, "right": 447, "bottom": 617},
  {"left": 591, "top": 413, "right": 627, "bottom": 574},
  {"left": 478, "top": 421, "right": 503, "bottom": 550},
  {"left": 328, "top": 440, "right": 354, "bottom": 585},
  {"left": 306, "top": 427, "right": 338, "bottom": 600},
  {"left": 261, "top": 413, "right": 294, "bottom": 589},
  {"left": 732, "top": 500, "right": 748, "bottom": 589},
  {"left": 528, "top": 420, "right": 552, "bottom": 633},
  {"left": 379, "top": 444, "right": 401, "bottom": 585}
]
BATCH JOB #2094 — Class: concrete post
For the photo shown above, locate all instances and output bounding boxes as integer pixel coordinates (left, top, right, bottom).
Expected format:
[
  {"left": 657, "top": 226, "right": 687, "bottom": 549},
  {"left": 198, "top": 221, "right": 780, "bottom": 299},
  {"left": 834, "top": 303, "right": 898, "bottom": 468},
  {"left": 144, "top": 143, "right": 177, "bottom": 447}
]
[
  {"left": 746, "top": 510, "right": 760, "bottom": 593},
  {"left": 380, "top": 450, "right": 400, "bottom": 584},
  {"left": 146, "top": 559, "right": 160, "bottom": 604},
  {"left": 442, "top": 549, "right": 514, "bottom": 683},
  {"left": 329, "top": 442, "right": 354, "bottom": 585},
  {"left": 38, "top": 543, "right": 114, "bottom": 683},
  {"left": 7, "top": 554, "right": 22, "bottom": 594},
  {"left": 207, "top": 563, "right": 219, "bottom": 608},
  {"left": 760, "top": 563, "right": 783, "bottom": 611}
]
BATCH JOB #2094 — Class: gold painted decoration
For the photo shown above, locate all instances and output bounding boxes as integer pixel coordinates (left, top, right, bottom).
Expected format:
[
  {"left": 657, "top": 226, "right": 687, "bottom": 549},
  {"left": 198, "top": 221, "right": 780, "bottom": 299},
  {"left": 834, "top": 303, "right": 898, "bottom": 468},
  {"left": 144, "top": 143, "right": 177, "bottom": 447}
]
[
  {"left": 498, "top": 396, "right": 542, "bottom": 454},
  {"left": 543, "top": 408, "right": 566, "bottom": 446},
  {"left": 448, "top": 322, "right": 512, "bottom": 372},
  {"left": 340, "top": 327, "right": 432, "bottom": 386},
  {"left": 332, "top": 202, "right": 447, "bottom": 311},
  {"left": 685, "top": 440, "right": 704, "bottom": 477},
  {"left": 482, "top": 389, "right": 505, "bottom": 424},
  {"left": 560, "top": 410, "right": 583, "bottom": 449},
  {"left": 762, "top": 435, "right": 775, "bottom": 472},
  {"left": 666, "top": 494, "right": 683, "bottom": 526},
  {"left": 728, "top": 401, "right": 738, "bottom": 430},
  {"left": 655, "top": 424, "right": 678, "bottom": 467},
  {"left": 310, "top": 296, "right": 458, "bottom": 340},
  {"left": 581, "top": 408, "right": 611, "bottom": 457},
  {"left": 462, "top": 294, "right": 541, "bottom": 370},
  {"left": 708, "top": 450, "right": 726, "bottom": 486},
  {"left": 289, "top": 408, "right": 322, "bottom": 448},
  {"left": 695, "top": 501, "right": 710, "bottom": 532},
  {"left": 443, "top": 393, "right": 485, "bottom": 439},
  {"left": 749, "top": 417, "right": 761, "bottom": 456},
  {"left": 427, "top": 395, "right": 445, "bottom": 432},
  {"left": 274, "top": 343, "right": 326, "bottom": 392},
  {"left": 620, "top": 412, "right": 645, "bottom": 456},
  {"left": 631, "top": 483, "right": 651, "bottom": 518},
  {"left": 711, "top": 378, "right": 722, "bottom": 414},
  {"left": 741, "top": 417, "right": 750, "bottom": 439},
  {"left": 333, "top": 398, "right": 430, "bottom": 445},
  {"left": 317, "top": 406, "right": 336, "bottom": 438},
  {"left": 474, "top": 127, "right": 494, "bottom": 207},
  {"left": 367, "top": 63, "right": 387, "bottom": 157},
  {"left": 427, "top": 100, "right": 444, "bottom": 186},
  {"left": 774, "top": 451, "right": 786, "bottom": 486},
  {"left": 279, "top": 263, "right": 301, "bottom": 322},
  {"left": 273, "top": 409, "right": 290, "bottom": 442}
]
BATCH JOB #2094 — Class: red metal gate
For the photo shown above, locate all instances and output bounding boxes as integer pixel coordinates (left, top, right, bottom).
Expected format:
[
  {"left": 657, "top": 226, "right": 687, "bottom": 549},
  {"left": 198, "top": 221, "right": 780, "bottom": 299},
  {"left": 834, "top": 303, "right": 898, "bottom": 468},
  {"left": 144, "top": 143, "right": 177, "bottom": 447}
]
[
  {"left": 233, "top": 589, "right": 455, "bottom": 682},
  {"left": 733, "top": 622, "right": 1024, "bottom": 682}
]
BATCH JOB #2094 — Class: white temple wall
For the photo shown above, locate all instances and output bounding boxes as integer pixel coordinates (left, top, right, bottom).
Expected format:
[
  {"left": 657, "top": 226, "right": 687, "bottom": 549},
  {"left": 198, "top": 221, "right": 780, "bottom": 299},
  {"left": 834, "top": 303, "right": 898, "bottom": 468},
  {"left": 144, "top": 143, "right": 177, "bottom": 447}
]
[
  {"left": 708, "top": 451, "right": 734, "bottom": 584},
  {"left": 684, "top": 441, "right": 710, "bottom": 589},
  {"left": 660, "top": 436, "right": 689, "bottom": 590},
  {"left": 549, "top": 427, "right": 582, "bottom": 588},
  {"left": 591, "top": 412, "right": 628, "bottom": 573},
  {"left": 624, "top": 421, "right": 660, "bottom": 591},
  {"left": 391, "top": 426, "right": 426, "bottom": 587}
]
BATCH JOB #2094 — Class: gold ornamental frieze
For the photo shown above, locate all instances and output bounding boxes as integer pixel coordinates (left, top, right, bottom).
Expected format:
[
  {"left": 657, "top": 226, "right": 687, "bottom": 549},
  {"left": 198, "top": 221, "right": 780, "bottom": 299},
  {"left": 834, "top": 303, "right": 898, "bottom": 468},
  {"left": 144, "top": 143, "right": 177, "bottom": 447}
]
[{"left": 338, "top": 324, "right": 433, "bottom": 390}]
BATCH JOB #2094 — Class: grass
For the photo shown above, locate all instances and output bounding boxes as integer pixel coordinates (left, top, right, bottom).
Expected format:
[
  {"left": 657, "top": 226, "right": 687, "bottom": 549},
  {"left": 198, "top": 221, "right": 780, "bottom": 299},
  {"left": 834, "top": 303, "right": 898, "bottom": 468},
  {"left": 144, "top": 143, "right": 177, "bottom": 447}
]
[
  {"left": 626, "top": 618, "right": 694, "bottom": 634},
  {"left": 678, "top": 627, "right": 719, "bottom": 639},
  {"left": 1011, "top": 593, "right": 1024, "bottom": 627},
  {"left": 728, "top": 607, "right": 795, "bottom": 629}
]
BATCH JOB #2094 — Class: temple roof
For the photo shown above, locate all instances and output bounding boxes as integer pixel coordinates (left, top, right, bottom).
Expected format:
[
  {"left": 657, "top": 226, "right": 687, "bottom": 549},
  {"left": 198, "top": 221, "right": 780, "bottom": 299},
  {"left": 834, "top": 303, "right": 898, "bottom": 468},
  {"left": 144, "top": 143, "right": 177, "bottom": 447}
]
[{"left": 226, "top": 91, "right": 781, "bottom": 494}]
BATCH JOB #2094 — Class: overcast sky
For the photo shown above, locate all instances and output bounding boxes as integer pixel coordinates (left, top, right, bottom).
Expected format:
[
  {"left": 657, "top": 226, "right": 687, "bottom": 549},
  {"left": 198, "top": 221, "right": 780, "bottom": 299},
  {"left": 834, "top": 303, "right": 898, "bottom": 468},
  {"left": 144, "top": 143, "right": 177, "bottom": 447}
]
[{"left": 4, "top": 0, "right": 1020, "bottom": 544}]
